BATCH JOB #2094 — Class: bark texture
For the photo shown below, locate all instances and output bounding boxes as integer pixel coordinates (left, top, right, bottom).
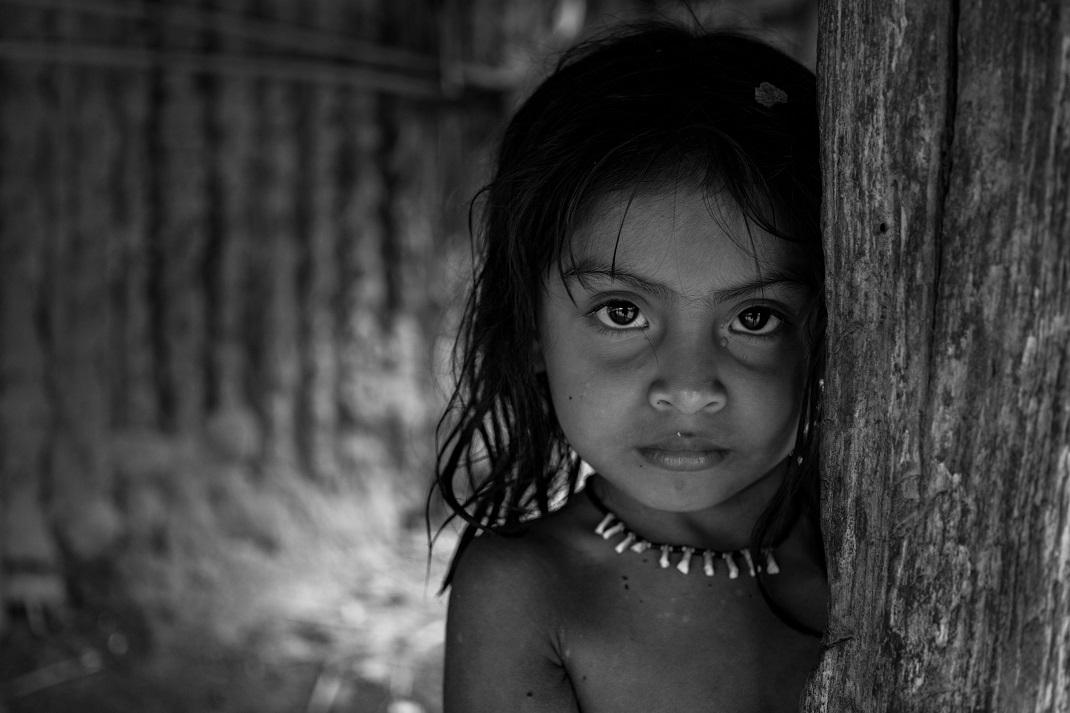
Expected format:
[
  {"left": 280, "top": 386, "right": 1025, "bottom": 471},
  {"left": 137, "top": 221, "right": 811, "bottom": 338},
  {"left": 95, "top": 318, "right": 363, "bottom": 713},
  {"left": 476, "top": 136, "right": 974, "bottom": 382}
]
[{"left": 806, "top": 1, "right": 1070, "bottom": 711}]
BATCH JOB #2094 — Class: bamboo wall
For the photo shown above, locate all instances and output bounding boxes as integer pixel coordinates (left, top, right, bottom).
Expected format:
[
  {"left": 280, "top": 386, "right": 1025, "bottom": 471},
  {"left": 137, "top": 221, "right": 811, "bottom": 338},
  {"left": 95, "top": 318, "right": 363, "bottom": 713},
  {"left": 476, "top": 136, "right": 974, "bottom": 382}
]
[{"left": 0, "top": 0, "right": 514, "bottom": 617}]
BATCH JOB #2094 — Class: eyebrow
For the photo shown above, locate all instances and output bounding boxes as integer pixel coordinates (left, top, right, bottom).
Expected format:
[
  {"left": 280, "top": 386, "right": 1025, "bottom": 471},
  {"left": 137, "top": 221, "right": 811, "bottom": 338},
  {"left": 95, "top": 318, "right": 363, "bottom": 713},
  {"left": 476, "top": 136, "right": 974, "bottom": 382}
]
[{"left": 560, "top": 261, "right": 810, "bottom": 302}]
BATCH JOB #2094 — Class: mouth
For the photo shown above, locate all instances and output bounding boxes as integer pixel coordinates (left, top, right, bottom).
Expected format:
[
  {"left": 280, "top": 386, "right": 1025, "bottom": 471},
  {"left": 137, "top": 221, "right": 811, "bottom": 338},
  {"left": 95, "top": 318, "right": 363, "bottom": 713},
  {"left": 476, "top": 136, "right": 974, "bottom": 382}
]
[{"left": 636, "top": 436, "right": 728, "bottom": 472}]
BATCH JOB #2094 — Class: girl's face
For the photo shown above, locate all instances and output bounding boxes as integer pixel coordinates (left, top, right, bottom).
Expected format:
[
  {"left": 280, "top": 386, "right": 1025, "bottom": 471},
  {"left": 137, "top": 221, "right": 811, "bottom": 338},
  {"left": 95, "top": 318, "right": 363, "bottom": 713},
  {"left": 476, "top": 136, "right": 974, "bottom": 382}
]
[{"left": 537, "top": 185, "right": 811, "bottom": 513}]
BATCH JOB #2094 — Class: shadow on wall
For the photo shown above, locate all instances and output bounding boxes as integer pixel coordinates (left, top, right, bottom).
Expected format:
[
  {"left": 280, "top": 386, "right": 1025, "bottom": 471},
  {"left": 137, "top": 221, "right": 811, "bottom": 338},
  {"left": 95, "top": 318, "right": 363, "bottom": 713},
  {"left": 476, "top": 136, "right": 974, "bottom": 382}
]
[{"left": 0, "top": 1, "right": 815, "bottom": 711}]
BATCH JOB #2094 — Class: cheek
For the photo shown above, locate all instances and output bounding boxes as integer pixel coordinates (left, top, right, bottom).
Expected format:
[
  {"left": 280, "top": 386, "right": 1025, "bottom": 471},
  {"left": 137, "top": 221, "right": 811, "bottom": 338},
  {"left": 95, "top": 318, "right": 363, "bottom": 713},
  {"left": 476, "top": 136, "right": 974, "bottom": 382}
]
[
  {"left": 731, "top": 351, "right": 806, "bottom": 433},
  {"left": 544, "top": 356, "right": 641, "bottom": 434},
  {"left": 548, "top": 367, "right": 624, "bottom": 413}
]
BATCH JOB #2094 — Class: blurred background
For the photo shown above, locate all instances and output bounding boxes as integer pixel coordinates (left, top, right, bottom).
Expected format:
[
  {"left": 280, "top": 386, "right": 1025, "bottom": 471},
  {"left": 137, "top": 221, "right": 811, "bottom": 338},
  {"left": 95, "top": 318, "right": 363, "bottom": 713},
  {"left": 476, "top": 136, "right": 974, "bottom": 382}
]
[{"left": 0, "top": 1, "right": 814, "bottom": 711}]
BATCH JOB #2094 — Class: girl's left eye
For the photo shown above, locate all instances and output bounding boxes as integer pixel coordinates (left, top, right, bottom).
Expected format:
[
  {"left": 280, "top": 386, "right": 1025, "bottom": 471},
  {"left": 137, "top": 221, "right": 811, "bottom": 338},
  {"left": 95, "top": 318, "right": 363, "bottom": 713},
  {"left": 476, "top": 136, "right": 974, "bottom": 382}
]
[
  {"left": 730, "top": 307, "right": 783, "bottom": 336},
  {"left": 592, "top": 301, "right": 649, "bottom": 330}
]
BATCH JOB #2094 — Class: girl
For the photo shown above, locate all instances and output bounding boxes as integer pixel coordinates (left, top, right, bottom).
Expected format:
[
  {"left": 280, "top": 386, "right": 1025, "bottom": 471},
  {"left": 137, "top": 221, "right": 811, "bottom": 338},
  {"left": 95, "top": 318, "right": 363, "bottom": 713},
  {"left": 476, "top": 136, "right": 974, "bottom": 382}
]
[{"left": 434, "top": 22, "right": 827, "bottom": 713}]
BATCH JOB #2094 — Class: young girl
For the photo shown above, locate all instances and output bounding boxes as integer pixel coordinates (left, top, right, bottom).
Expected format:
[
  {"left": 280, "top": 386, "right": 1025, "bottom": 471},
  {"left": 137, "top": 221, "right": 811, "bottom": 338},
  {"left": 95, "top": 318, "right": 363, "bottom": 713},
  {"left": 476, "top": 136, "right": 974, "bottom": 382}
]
[{"left": 434, "top": 23, "right": 827, "bottom": 713}]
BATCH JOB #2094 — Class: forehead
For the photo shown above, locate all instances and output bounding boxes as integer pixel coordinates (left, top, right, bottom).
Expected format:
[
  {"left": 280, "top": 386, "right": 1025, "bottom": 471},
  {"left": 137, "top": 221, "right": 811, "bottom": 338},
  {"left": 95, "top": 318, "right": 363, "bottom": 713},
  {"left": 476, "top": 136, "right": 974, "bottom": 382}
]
[{"left": 562, "top": 186, "right": 806, "bottom": 291}]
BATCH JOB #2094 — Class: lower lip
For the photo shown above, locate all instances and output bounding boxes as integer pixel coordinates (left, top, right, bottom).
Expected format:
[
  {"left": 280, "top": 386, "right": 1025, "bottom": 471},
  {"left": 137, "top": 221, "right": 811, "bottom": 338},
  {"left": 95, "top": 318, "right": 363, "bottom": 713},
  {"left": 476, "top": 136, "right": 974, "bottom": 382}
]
[{"left": 637, "top": 448, "right": 727, "bottom": 471}]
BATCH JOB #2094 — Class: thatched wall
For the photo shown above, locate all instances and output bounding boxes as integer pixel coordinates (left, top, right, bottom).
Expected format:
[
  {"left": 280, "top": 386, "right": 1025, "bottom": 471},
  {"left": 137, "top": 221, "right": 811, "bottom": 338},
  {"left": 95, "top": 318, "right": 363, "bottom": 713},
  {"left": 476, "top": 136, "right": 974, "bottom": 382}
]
[{"left": 1, "top": 0, "right": 511, "bottom": 616}]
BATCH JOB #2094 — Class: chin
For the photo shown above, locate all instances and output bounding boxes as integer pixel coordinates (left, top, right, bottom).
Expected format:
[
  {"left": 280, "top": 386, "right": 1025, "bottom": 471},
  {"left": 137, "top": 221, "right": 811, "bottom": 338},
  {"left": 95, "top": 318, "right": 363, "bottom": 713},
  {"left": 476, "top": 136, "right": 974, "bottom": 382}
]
[
  {"left": 626, "top": 479, "right": 742, "bottom": 513},
  {"left": 672, "top": 468, "right": 782, "bottom": 511}
]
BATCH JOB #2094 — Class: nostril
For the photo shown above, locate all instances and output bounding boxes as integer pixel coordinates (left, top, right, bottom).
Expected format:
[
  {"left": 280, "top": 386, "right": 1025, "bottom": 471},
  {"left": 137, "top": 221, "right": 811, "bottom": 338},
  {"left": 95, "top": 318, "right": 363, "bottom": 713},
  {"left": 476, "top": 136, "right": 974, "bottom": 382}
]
[{"left": 650, "top": 385, "right": 725, "bottom": 414}]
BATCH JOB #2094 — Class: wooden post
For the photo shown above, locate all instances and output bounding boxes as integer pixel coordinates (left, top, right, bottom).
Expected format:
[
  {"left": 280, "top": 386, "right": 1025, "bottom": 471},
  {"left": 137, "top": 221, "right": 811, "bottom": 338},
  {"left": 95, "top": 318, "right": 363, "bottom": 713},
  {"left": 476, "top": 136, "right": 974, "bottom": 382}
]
[{"left": 806, "top": 1, "right": 1070, "bottom": 711}]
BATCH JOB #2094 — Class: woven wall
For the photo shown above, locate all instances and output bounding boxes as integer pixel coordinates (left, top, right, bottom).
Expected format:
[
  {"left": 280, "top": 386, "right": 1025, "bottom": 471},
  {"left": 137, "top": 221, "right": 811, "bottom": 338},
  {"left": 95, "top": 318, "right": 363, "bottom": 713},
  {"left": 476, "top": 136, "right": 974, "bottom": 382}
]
[{"left": 1, "top": 0, "right": 507, "bottom": 609}]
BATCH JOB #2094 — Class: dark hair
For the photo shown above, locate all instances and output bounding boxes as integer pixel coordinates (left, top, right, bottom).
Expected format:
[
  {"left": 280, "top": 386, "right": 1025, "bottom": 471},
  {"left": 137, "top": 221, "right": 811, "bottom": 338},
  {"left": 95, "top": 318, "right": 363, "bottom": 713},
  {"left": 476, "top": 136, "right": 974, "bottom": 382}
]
[{"left": 433, "top": 23, "right": 825, "bottom": 589}]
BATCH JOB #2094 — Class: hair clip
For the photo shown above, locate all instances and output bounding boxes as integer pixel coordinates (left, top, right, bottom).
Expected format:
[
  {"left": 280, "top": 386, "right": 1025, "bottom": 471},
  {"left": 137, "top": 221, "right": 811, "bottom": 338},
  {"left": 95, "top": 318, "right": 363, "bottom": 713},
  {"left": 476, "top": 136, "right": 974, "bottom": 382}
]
[{"left": 755, "top": 81, "right": 788, "bottom": 108}]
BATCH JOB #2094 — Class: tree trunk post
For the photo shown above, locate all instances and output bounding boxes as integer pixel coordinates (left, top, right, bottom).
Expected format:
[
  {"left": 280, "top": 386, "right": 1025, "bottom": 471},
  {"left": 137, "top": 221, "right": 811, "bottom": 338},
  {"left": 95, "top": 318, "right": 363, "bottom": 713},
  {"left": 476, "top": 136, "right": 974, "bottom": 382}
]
[{"left": 806, "top": 1, "right": 1070, "bottom": 711}]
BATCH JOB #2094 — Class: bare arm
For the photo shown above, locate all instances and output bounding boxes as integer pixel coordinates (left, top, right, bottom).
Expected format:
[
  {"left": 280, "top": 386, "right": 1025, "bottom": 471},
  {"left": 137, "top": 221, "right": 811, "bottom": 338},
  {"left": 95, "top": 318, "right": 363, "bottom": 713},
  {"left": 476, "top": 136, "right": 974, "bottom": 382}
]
[{"left": 443, "top": 532, "right": 581, "bottom": 713}]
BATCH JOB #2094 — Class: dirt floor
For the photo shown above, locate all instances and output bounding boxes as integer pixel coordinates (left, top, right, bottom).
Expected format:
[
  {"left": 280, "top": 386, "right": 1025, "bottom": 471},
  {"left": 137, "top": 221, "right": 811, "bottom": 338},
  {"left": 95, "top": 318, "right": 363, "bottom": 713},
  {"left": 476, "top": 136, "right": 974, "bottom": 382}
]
[{"left": 1, "top": 464, "right": 455, "bottom": 713}]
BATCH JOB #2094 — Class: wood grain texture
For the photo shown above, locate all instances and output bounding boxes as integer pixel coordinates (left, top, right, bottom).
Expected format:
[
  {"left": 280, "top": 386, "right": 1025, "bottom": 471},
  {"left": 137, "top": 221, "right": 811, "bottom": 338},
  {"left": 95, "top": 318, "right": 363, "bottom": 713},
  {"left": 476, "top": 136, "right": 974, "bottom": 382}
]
[{"left": 807, "top": 1, "right": 1070, "bottom": 711}]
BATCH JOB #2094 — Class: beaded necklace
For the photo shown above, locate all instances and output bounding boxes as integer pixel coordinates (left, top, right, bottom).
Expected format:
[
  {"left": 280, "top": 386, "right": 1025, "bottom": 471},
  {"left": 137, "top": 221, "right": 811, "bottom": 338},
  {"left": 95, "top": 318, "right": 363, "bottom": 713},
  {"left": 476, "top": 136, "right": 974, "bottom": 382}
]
[{"left": 585, "top": 484, "right": 780, "bottom": 578}]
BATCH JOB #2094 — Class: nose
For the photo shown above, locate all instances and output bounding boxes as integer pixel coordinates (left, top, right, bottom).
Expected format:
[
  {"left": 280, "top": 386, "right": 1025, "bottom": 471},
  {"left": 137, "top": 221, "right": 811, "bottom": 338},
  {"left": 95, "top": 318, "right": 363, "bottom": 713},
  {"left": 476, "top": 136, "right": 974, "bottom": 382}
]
[{"left": 647, "top": 333, "right": 727, "bottom": 415}]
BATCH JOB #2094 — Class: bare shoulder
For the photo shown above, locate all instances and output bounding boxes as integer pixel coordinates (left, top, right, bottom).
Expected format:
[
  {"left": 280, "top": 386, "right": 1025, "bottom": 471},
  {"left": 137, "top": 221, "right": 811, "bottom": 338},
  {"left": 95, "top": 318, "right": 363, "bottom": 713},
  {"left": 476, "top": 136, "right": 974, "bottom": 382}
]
[
  {"left": 451, "top": 500, "right": 590, "bottom": 594},
  {"left": 443, "top": 500, "right": 591, "bottom": 713},
  {"left": 447, "top": 528, "right": 564, "bottom": 630}
]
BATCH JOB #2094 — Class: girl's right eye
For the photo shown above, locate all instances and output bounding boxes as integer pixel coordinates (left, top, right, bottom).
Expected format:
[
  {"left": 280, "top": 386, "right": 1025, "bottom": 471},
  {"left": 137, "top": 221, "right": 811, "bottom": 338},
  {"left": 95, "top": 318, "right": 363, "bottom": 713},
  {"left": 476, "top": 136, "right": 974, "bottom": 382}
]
[{"left": 592, "top": 300, "right": 649, "bottom": 331}]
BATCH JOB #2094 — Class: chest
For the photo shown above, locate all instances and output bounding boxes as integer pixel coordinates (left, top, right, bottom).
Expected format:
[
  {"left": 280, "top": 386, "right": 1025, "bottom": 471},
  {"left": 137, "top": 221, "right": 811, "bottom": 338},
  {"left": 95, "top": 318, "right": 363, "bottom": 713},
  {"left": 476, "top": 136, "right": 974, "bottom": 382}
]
[{"left": 556, "top": 569, "right": 822, "bottom": 713}]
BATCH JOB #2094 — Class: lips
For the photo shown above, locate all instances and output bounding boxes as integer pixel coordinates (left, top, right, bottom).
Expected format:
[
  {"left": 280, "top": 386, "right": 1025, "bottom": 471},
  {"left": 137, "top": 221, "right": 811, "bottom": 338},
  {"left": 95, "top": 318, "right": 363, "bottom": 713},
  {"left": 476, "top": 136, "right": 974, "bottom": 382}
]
[{"left": 636, "top": 435, "right": 728, "bottom": 472}]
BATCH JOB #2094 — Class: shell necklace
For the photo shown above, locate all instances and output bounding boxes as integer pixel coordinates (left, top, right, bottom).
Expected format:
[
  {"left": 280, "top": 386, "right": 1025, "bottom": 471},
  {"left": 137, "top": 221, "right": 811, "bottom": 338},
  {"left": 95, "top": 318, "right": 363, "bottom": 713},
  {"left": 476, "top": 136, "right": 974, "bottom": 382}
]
[{"left": 585, "top": 484, "right": 780, "bottom": 578}]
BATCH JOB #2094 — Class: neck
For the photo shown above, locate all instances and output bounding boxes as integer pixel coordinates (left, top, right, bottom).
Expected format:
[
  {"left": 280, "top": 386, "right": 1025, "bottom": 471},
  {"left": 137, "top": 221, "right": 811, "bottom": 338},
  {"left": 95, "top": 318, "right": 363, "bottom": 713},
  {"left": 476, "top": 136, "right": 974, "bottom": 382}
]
[{"left": 586, "top": 461, "right": 787, "bottom": 552}]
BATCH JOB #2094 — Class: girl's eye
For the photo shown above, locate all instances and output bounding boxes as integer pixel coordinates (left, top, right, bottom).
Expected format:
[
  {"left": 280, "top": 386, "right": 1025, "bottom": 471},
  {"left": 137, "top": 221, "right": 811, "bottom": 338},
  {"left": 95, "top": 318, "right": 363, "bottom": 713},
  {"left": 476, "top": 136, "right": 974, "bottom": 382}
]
[
  {"left": 593, "top": 301, "right": 649, "bottom": 330},
  {"left": 730, "top": 307, "right": 783, "bottom": 336}
]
